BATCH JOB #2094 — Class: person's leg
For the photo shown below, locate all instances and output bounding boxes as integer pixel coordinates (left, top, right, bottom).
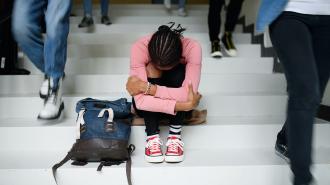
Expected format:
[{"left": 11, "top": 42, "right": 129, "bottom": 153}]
[
  {"left": 270, "top": 12, "right": 320, "bottom": 185},
  {"left": 100, "top": 0, "right": 111, "bottom": 25},
  {"left": 38, "top": 0, "right": 71, "bottom": 120},
  {"left": 12, "top": 0, "right": 46, "bottom": 72},
  {"left": 208, "top": 0, "right": 225, "bottom": 58},
  {"left": 177, "top": 0, "right": 187, "bottom": 16},
  {"left": 208, "top": 0, "right": 225, "bottom": 42},
  {"left": 161, "top": 63, "right": 186, "bottom": 133},
  {"left": 83, "top": 0, "right": 93, "bottom": 16},
  {"left": 161, "top": 64, "right": 186, "bottom": 163},
  {"left": 312, "top": 15, "right": 330, "bottom": 101},
  {"left": 224, "top": 0, "right": 244, "bottom": 32},
  {"left": 44, "top": 0, "right": 71, "bottom": 89},
  {"left": 132, "top": 77, "right": 165, "bottom": 163},
  {"left": 79, "top": 0, "right": 94, "bottom": 28},
  {"left": 101, "top": 0, "right": 109, "bottom": 16},
  {"left": 221, "top": 0, "right": 244, "bottom": 57},
  {"left": 164, "top": 0, "right": 171, "bottom": 9},
  {"left": 178, "top": 0, "right": 185, "bottom": 9}
]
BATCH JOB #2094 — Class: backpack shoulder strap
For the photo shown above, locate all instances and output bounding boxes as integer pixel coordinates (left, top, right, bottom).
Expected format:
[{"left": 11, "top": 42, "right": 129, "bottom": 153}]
[
  {"left": 52, "top": 153, "right": 72, "bottom": 184},
  {"left": 126, "top": 144, "right": 135, "bottom": 185}
]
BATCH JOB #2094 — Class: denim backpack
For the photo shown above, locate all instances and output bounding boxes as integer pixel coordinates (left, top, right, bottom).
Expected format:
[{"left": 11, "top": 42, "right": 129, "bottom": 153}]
[{"left": 52, "top": 98, "right": 135, "bottom": 185}]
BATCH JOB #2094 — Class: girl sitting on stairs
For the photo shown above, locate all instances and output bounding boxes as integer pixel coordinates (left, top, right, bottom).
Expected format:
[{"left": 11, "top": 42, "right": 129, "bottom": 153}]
[{"left": 126, "top": 23, "right": 202, "bottom": 163}]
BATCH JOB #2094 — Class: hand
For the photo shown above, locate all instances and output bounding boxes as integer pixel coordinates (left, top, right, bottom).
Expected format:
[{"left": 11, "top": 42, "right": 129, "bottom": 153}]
[
  {"left": 187, "top": 83, "right": 202, "bottom": 110},
  {"left": 126, "top": 76, "right": 146, "bottom": 96}
]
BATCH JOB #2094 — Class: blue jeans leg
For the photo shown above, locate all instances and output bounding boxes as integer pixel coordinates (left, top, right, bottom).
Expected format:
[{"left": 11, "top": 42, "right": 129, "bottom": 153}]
[
  {"left": 101, "top": 0, "right": 109, "bottom": 16},
  {"left": 12, "top": 0, "right": 47, "bottom": 73},
  {"left": 83, "top": 0, "right": 93, "bottom": 16},
  {"left": 178, "top": 0, "right": 185, "bottom": 9},
  {"left": 44, "top": 0, "right": 72, "bottom": 89}
]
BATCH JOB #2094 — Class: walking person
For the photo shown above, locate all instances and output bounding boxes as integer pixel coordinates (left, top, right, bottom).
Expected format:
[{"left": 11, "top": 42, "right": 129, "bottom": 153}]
[
  {"left": 126, "top": 23, "right": 202, "bottom": 163},
  {"left": 12, "top": 0, "right": 72, "bottom": 120},
  {"left": 78, "top": 0, "right": 111, "bottom": 28},
  {"left": 164, "top": 0, "right": 187, "bottom": 16},
  {"left": 208, "top": 0, "right": 245, "bottom": 58},
  {"left": 257, "top": 0, "right": 330, "bottom": 184}
]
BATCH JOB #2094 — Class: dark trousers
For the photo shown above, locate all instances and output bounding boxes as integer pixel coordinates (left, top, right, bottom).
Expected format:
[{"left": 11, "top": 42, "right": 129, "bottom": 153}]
[
  {"left": 270, "top": 12, "right": 330, "bottom": 185},
  {"left": 133, "top": 64, "right": 186, "bottom": 136},
  {"left": 0, "top": 0, "right": 18, "bottom": 73},
  {"left": 208, "top": 0, "right": 244, "bottom": 42}
]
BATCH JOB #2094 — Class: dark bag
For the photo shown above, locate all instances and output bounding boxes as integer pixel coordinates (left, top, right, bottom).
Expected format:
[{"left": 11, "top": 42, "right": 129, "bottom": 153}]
[{"left": 52, "top": 98, "right": 135, "bottom": 185}]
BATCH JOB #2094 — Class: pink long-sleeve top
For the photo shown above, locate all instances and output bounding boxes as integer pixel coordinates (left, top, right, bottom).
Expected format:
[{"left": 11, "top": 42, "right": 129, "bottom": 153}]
[{"left": 130, "top": 35, "right": 202, "bottom": 115}]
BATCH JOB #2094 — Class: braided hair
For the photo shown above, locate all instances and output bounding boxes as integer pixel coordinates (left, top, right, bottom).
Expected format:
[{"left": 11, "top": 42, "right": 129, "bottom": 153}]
[{"left": 148, "top": 22, "right": 186, "bottom": 69}]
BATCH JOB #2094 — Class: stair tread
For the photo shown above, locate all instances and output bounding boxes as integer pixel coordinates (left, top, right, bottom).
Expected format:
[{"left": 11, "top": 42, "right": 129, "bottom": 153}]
[
  {"left": 1, "top": 147, "right": 330, "bottom": 169},
  {"left": 0, "top": 116, "right": 328, "bottom": 127}
]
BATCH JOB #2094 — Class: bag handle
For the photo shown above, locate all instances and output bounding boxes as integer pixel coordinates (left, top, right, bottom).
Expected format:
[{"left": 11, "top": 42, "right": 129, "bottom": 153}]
[
  {"left": 52, "top": 153, "right": 72, "bottom": 185},
  {"left": 126, "top": 144, "right": 135, "bottom": 185},
  {"left": 76, "top": 109, "right": 86, "bottom": 139},
  {"left": 98, "top": 108, "right": 114, "bottom": 123}
]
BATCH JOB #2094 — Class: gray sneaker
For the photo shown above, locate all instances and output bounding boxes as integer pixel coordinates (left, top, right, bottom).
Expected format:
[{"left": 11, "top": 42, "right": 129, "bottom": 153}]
[
  {"left": 78, "top": 16, "right": 94, "bottom": 28},
  {"left": 178, "top": 8, "right": 187, "bottom": 17}
]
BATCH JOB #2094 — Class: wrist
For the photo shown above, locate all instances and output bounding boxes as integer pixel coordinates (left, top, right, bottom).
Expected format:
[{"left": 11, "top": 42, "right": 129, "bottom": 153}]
[{"left": 139, "top": 81, "right": 148, "bottom": 93}]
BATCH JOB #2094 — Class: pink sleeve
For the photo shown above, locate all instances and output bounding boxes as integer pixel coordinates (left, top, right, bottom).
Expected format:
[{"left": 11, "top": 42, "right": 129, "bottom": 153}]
[
  {"left": 130, "top": 36, "right": 177, "bottom": 115},
  {"left": 154, "top": 39, "right": 202, "bottom": 102}
]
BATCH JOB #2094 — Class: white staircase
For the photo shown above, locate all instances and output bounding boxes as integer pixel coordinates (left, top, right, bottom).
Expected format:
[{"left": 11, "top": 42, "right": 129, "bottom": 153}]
[{"left": 1, "top": 4, "right": 330, "bottom": 185}]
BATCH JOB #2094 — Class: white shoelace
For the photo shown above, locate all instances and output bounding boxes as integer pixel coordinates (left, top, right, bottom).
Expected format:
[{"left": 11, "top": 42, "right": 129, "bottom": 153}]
[
  {"left": 166, "top": 138, "right": 184, "bottom": 152},
  {"left": 146, "top": 137, "right": 163, "bottom": 153}
]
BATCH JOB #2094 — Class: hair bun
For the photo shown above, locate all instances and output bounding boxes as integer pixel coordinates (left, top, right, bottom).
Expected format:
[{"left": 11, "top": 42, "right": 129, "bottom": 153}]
[{"left": 158, "top": 25, "right": 170, "bottom": 31}]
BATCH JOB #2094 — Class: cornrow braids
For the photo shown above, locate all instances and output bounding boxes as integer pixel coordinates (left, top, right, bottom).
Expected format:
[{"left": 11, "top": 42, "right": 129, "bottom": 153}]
[{"left": 148, "top": 22, "right": 186, "bottom": 68}]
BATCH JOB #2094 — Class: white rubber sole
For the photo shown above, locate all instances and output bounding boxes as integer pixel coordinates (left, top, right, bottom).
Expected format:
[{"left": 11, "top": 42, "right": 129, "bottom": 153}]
[
  {"left": 145, "top": 155, "right": 164, "bottom": 163},
  {"left": 223, "top": 48, "right": 238, "bottom": 57},
  {"left": 210, "top": 51, "right": 223, "bottom": 58},
  {"left": 165, "top": 155, "right": 184, "bottom": 163}
]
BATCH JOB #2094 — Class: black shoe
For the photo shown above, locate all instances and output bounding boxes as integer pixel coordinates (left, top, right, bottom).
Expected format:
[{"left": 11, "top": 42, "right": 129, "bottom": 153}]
[
  {"left": 101, "top": 15, "right": 112, "bottom": 25},
  {"left": 275, "top": 136, "right": 289, "bottom": 162},
  {"left": 78, "top": 16, "right": 94, "bottom": 28},
  {"left": 221, "top": 32, "right": 237, "bottom": 57},
  {"left": 210, "top": 40, "right": 223, "bottom": 58},
  {"left": 0, "top": 68, "right": 30, "bottom": 75}
]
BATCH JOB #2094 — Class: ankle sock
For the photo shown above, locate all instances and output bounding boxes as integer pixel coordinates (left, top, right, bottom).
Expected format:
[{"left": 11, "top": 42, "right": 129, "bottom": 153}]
[{"left": 169, "top": 125, "right": 182, "bottom": 135}]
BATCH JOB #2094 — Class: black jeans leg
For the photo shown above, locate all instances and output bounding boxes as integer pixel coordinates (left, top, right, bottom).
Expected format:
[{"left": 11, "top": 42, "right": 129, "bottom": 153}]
[
  {"left": 208, "top": 0, "right": 225, "bottom": 42},
  {"left": 133, "top": 64, "right": 186, "bottom": 136},
  {"left": 270, "top": 12, "right": 330, "bottom": 185},
  {"left": 224, "top": 0, "right": 245, "bottom": 32}
]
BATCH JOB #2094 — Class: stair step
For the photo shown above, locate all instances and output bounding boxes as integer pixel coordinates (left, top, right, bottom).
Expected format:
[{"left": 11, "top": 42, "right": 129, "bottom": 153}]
[
  {"left": 70, "top": 15, "right": 210, "bottom": 25},
  {"left": 0, "top": 93, "right": 287, "bottom": 119},
  {"left": 66, "top": 44, "right": 260, "bottom": 58},
  {"left": 20, "top": 57, "right": 275, "bottom": 75},
  {"left": 72, "top": 6, "right": 209, "bottom": 17},
  {"left": 0, "top": 74, "right": 286, "bottom": 95},
  {"left": 0, "top": 117, "right": 328, "bottom": 150},
  {"left": 67, "top": 33, "right": 251, "bottom": 45},
  {"left": 72, "top": 4, "right": 209, "bottom": 12},
  {"left": 1, "top": 148, "right": 330, "bottom": 185},
  {"left": 69, "top": 24, "right": 244, "bottom": 34}
]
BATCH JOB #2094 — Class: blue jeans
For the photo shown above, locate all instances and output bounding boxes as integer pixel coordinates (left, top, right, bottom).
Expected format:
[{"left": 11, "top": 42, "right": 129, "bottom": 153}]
[
  {"left": 12, "top": 0, "right": 71, "bottom": 89},
  {"left": 178, "top": 0, "right": 186, "bottom": 9},
  {"left": 270, "top": 12, "right": 330, "bottom": 185},
  {"left": 83, "top": 0, "right": 109, "bottom": 17}
]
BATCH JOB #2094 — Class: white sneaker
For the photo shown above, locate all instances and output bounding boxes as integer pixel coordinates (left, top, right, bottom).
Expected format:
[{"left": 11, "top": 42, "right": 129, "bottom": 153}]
[
  {"left": 39, "top": 77, "right": 52, "bottom": 99},
  {"left": 164, "top": 0, "right": 171, "bottom": 9},
  {"left": 38, "top": 77, "right": 64, "bottom": 120},
  {"left": 178, "top": 8, "right": 187, "bottom": 17}
]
